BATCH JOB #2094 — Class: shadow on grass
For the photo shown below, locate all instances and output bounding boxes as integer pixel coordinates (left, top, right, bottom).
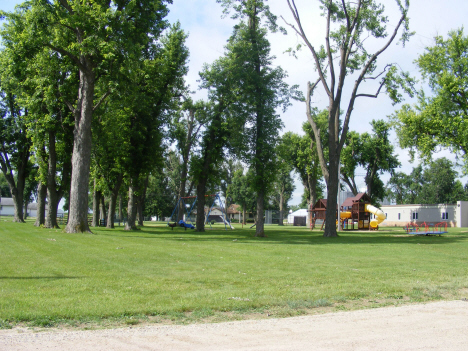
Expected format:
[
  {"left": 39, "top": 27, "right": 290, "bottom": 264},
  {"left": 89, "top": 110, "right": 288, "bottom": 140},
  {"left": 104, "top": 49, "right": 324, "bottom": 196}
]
[
  {"left": 0, "top": 276, "right": 83, "bottom": 280},
  {"left": 96, "top": 226, "right": 468, "bottom": 246}
]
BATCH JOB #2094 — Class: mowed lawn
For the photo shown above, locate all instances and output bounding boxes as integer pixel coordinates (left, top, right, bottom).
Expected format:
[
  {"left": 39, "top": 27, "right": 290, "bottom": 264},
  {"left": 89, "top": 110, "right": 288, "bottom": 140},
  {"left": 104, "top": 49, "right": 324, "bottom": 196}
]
[{"left": 1, "top": 220, "right": 468, "bottom": 327}]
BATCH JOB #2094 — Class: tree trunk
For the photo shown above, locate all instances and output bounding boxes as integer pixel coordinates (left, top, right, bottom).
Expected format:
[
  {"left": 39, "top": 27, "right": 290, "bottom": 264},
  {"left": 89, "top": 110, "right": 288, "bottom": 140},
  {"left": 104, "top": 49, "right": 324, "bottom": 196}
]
[
  {"left": 100, "top": 195, "right": 106, "bottom": 224},
  {"left": 278, "top": 190, "right": 284, "bottom": 226},
  {"left": 106, "top": 173, "right": 123, "bottom": 229},
  {"left": 195, "top": 180, "right": 207, "bottom": 231},
  {"left": 324, "top": 157, "right": 339, "bottom": 237},
  {"left": 255, "top": 190, "right": 265, "bottom": 236},
  {"left": 34, "top": 182, "right": 47, "bottom": 227},
  {"left": 119, "top": 193, "right": 123, "bottom": 223},
  {"left": 45, "top": 131, "right": 59, "bottom": 228},
  {"left": 24, "top": 198, "right": 29, "bottom": 220},
  {"left": 92, "top": 180, "right": 100, "bottom": 227},
  {"left": 125, "top": 181, "right": 138, "bottom": 230},
  {"left": 65, "top": 67, "right": 95, "bottom": 233},
  {"left": 137, "top": 174, "right": 149, "bottom": 226},
  {"left": 177, "top": 167, "right": 187, "bottom": 222},
  {"left": 242, "top": 207, "right": 246, "bottom": 225}
]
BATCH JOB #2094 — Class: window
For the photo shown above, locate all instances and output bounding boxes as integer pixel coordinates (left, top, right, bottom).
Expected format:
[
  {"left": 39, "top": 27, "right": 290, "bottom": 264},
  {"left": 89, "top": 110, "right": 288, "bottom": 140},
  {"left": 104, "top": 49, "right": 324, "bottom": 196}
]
[
  {"left": 398, "top": 213, "right": 401, "bottom": 220},
  {"left": 412, "top": 212, "right": 418, "bottom": 220},
  {"left": 442, "top": 212, "right": 449, "bottom": 220}
]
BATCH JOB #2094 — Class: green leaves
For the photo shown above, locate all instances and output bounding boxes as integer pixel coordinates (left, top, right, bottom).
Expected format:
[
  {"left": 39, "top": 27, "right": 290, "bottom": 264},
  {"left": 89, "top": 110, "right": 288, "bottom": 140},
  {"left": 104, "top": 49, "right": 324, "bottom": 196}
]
[{"left": 392, "top": 28, "right": 468, "bottom": 172}]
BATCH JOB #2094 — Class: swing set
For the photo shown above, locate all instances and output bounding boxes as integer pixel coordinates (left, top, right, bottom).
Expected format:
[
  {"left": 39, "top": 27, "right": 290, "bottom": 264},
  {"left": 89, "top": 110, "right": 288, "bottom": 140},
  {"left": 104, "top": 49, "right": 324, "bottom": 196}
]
[{"left": 167, "top": 193, "right": 234, "bottom": 230}]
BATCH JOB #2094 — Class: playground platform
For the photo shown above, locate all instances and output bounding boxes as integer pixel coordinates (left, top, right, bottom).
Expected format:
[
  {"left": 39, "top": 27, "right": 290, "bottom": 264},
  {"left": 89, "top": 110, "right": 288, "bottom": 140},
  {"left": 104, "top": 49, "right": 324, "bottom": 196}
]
[{"left": 404, "top": 222, "right": 448, "bottom": 236}]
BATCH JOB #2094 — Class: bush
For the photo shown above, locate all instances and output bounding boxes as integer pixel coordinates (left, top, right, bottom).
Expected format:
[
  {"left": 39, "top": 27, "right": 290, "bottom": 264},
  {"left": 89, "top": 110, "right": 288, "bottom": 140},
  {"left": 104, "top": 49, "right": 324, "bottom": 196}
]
[{"left": 210, "top": 220, "right": 216, "bottom": 225}]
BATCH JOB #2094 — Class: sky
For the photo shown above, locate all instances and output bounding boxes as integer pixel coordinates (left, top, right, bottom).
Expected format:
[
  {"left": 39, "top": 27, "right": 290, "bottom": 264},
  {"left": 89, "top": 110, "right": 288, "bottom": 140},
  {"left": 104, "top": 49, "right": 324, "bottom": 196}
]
[{"left": 2, "top": 0, "right": 468, "bottom": 206}]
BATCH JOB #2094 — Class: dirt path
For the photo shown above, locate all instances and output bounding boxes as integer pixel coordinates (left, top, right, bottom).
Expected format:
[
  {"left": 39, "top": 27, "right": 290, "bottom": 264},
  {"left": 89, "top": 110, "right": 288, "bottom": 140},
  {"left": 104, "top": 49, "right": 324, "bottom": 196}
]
[{"left": 1, "top": 300, "right": 468, "bottom": 350}]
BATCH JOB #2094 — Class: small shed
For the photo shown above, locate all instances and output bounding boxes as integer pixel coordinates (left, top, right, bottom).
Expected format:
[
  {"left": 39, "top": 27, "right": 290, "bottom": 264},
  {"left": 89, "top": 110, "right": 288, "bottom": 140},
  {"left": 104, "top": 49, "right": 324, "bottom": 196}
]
[{"left": 287, "top": 209, "right": 308, "bottom": 226}]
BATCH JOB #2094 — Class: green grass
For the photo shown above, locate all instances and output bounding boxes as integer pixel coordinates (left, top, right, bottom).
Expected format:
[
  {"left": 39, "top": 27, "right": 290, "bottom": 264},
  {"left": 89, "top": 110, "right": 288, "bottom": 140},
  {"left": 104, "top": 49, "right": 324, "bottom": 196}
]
[{"left": 1, "top": 219, "right": 468, "bottom": 328}]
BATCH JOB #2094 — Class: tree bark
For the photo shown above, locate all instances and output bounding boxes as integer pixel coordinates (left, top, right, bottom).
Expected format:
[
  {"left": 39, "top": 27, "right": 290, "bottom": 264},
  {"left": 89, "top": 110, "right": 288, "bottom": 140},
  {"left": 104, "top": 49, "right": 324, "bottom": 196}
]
[
  {"left": 324, "top": 156, "right": 339, "bottom": 237},
  {"left": 125, "top": 181, "right": 138, "bottom": 230},
  {"left": 195, "top": 180, "right": 207, "bottom": 231},
  {"left": 119, "top": 193, "right": 123, "bottom": 223},
  {"left": 92, "top": 179, "right": 100, "bottom": 227},
  {"left": 137, "top": 174, "right": 149, "bottom": 226},
  {"left": 278, "top": 189, "right": 284, "bottom": 226},
  {"left": 45, "top": 131, "right": 59, "bottom": 228},
  {"left": 106, "top": 173, "right": 123, "bottom": 228},
  {"left": 100, "top": 195, "right": 106, "bottom": 224},
  {"left": 34, "top": 182, "right": 47, "bottom": 227},
  {"left": 65, "top": 67, "right": 95, "bottom": 233},
  {"left": 255, "top": 190, "right": 265, "bottom": 236}
]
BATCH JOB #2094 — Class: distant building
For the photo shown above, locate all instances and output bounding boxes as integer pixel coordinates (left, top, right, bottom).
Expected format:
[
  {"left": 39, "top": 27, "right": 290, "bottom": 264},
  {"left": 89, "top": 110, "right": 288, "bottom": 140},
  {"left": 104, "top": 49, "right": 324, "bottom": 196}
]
[
  {"left": 287, "top": 209, "right": 308, "bottom": 226},
  {"left": 379, "top": 201, "right": 468, "bottom": 228},
  {"left": 0, "top": 197, "right": 65, "bottom": 218}
]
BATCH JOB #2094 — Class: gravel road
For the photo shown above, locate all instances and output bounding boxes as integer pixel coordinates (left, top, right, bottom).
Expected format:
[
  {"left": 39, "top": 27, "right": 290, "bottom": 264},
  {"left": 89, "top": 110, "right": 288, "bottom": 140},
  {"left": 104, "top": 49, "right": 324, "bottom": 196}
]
[{"left": 1, "top": 300, "right": 467, "bottom": 350}]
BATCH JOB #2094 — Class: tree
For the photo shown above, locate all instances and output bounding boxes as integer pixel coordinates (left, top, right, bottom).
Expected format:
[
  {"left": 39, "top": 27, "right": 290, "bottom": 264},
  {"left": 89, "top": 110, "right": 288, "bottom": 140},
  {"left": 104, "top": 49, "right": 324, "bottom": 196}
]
[
  {"left": 228, "top": 168, "right": 256, "bottom": 225},
  {"left": 386, "top": 159, "right": 465, "bottom": 204},
  {"left": 1, "top": 0, "right": 173, "bottom": 233},
  {"left": 280, "top": 115, "right": 327, "bottom": 224},
  {"left": 0, "top": 83, "right": 32, "bottom": 223},
  {"left": 283, "top": 0, "right": 413, "bottom": 236},
  {"left": 341, "top": 120, "right": 399, "bottom": 202},
  {"left": 392, "top": 29, "right": 468, "bottom": 171},
  {"left": 170, "top": 99, "right": 207, "bottom": 221},
  {"left": 122, "top": 24, "right": 189, "bottom": 230},
  {"left": 419, "top": 158, "right": 461, "bottom": 204},
  {"left": 218, "top": 0, "right": 292, "bottom": 237}
]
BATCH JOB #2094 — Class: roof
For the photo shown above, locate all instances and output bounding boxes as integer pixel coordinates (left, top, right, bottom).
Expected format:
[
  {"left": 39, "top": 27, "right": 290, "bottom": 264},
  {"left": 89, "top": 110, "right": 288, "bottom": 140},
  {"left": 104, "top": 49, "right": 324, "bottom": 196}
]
[
  {"left": 227, "top": 204, "right": 241, "bottom": 214},
  {"left": 312, "top": 199, "right": 327, "bottom": 210},
  {"left": 341, "top": 193, "right": 371, "bottom": 208},
  {"left": 0, "top": 197, "right": 40, "bottom": 209},
  {"left": 289, "top": 209, "right": 308, "bottom": 216}
]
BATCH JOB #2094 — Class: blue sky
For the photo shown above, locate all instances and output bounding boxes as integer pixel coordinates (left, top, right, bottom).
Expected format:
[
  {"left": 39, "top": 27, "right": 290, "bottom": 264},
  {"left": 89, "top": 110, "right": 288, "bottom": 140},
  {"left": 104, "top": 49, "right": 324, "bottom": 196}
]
[{"left": 2, "top": 0, "right": 468, "bottom": 205}]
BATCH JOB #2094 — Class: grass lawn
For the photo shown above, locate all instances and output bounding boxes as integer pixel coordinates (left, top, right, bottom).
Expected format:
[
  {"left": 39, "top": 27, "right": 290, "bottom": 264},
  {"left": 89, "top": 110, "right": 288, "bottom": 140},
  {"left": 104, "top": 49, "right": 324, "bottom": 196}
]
[{"left": 1, "top": 219, "right": 467, "bottom": 328}]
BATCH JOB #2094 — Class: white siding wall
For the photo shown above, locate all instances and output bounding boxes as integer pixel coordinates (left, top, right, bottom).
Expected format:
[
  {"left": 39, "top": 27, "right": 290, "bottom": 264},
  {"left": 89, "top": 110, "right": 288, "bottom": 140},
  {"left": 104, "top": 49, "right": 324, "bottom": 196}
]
[{"left": 381, "top": 204, "right": 457, "bottom": 227}]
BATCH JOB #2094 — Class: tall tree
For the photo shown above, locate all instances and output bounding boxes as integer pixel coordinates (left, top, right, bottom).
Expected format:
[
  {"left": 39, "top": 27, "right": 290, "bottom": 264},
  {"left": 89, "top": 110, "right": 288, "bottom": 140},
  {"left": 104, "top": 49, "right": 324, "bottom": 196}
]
[
  {"left": 1, "top": 0, "right": 173, "bottom": 233},
  {"left": 123, "top": 23, "right": 189, "bottom": 230},
  {"left": 170, "top": 99, "right": 206, "bottom": 221},
  {"left": 0, "top": 85, "right": 31, "bottom": 222},
  {"left": 283, "top": 0, "right": 413, "bottom": 236},
  {"left": 218, "top": 0, "right": 292, "bottom": 237},
  {"left": 392, "top": 29, "right": 468, "bottom": 171}
]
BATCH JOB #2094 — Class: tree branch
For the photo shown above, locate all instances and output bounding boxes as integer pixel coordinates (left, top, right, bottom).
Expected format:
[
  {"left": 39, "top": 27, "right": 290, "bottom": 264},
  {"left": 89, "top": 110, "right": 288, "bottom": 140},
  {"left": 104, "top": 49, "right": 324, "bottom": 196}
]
[
  {"left": 45, "top": 44, "right": 84, "bottom": 70},
  {"left": 305, "top": 79, "right": 329, "bottom": 184},
  {"left": 283, "top": 0, "right": 331, "bottom": 97},
  {"left": 93, "top": 90, "right": 112, "bottom": 111},
  {"left": 339, "top": 12, "right": 407, "bottom": 152},
  {"left": 356, "top": 79, "right": 386, "bottom": 99},
  {"left": 58, "top": 0, "right": 74, "bottom": 14},
  {"left": 325, "top": 4, "right": 335, "bottom": 98}
]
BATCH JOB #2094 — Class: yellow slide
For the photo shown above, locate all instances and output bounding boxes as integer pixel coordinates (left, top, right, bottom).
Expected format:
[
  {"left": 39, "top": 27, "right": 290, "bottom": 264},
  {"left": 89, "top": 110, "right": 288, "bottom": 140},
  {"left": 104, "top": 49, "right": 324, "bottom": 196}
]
[{"left": 365, "top": 204, "right": 386, "bottom": 229}]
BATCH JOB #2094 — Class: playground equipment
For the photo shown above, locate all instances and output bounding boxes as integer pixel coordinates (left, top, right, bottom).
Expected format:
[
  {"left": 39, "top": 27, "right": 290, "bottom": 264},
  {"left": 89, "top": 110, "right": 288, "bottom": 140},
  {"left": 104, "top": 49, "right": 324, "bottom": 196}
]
[
  {"left": 404, "top": 222, "right": 448, "bottom": 236},
  {"left": 311, "top": 193, "right": 386, "bottom": 230},
  {"left": 167, "top": 194, "right": 233, "bottom": 230},
  {"left": 366, "top": 204, "right": 386, "bottom": 229}
]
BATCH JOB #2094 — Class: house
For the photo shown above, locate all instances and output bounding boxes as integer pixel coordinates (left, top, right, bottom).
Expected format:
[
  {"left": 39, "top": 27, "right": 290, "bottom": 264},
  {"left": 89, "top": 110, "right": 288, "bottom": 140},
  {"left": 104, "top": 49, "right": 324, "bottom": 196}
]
[
  {"left": 0, "top": 197, "right": 65, "bottom": 218},
  {"left": 191, "top": 206, "right": 229, "bottom": 223}
]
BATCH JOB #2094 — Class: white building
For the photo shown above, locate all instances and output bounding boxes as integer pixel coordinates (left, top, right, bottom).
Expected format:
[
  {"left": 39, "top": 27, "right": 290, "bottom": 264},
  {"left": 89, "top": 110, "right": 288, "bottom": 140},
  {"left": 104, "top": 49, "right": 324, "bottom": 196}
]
[
  {"left": 287, "top": 209, "right": 308, "bottom": 226},
  {"left": 0, "top": 197, "right": 65, "bottom": 218},
  {"left": 380, "top": 201, "right": 468, "bottom": 228}
]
